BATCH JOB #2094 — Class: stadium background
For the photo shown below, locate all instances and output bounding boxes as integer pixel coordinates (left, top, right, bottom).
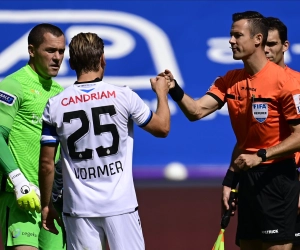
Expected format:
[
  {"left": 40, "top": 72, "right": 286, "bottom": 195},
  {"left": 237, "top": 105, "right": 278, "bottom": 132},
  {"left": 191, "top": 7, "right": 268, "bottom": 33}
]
[{"left": 0, "top": 1, "right": 299, "bottom": 249}]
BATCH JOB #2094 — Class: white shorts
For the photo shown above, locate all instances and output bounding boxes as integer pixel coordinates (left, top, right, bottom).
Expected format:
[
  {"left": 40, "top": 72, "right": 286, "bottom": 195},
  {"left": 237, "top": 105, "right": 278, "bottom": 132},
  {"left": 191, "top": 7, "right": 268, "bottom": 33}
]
[{"left": 62, "top": 209, "right": 145, "bottom": 250}]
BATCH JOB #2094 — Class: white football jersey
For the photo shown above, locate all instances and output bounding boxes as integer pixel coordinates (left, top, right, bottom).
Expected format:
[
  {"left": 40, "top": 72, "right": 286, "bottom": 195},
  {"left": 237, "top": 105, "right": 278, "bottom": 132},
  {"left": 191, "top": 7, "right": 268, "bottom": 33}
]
[{"left": 41, "top": 79, "right": 152, "bottom": 217}]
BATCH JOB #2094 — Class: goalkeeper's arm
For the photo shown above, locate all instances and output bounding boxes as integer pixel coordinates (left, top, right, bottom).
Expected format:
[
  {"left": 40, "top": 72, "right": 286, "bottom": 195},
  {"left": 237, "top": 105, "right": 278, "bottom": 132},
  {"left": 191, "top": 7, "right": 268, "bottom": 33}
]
[{"left": 0, "top": 126, "right": 41, "bottom": 213}]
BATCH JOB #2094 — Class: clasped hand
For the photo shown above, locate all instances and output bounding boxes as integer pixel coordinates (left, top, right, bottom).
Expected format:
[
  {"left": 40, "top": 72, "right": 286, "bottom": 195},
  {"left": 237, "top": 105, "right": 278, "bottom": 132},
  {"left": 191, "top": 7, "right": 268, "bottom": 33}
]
[{"left": 234, "top": 154, "right": 262, "bottom": 171}]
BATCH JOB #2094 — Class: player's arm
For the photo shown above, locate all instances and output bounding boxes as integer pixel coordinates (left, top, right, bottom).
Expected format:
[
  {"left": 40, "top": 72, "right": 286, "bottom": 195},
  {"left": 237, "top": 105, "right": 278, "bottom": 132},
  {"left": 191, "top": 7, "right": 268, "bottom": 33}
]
[
  {"left": 0, "top": 78, "right": 21, "bottom": 174},
  {"left": 0, "top": 78, "right": 41, "bottom": 212},
  {"left": 141, "top": 76, "right": 170, "bottom": 137},
  {"left": 160, "top": 69, "right": 220, "bottom": 121},
  {"left": 178, "top": 94, "right": 220, "bottom": 121},
  {"left": 39, "top": 143, "right": 57, "bottom": 208},
  {"left": 39, "top": 116, "right": 60, "bottom": 208},
  {"left": 39, "top": 120, "right": 61, "bottom": 234},
  {"left": 0, "top": 125, "right": 19, "bottom": 174},
  {"left": 263, "top": 121, "right": 300, "bottom": 160}
]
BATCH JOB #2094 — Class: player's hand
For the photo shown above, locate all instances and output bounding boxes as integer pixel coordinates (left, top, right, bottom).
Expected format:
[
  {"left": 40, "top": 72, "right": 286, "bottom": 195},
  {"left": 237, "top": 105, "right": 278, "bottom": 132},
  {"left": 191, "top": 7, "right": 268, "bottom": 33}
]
[
  {"left": 158, "top": 69, "right": 175, "bottom": 89},
  {"left": 221, "top": 186, "right": 237, "bottom": 217},
  {"left": 41, "top": 203, "right": 62, "bottom": 235},
  {"left": 8, "top": 169, "right": 41, "bottom": 213},
  {"left": 234, "top": 154, "right": 262, "bottom": 171},
  {"left": 150, "top": 76, "right": 168, "bottom": 94}
]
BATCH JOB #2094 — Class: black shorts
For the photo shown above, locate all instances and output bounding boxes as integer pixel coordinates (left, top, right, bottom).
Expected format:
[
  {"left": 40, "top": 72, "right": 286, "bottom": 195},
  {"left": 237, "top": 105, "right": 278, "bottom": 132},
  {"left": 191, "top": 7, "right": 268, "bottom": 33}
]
[
  {"left": 293, "top": 177, "right": 300, "bottom": 246},
  {"left": 236, "top": 158, "right": 299, "bottom": 243},
  {"left": 294, "top": 214, "right": 300, "bottom": 246}
]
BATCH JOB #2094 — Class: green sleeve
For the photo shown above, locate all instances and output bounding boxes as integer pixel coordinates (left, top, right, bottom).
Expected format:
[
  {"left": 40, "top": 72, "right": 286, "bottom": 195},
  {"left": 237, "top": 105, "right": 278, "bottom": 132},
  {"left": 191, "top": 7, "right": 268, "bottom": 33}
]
[
  {"left": 0, "top": 77, "right": 23, "bottom": 129},
  {"left": 0, "top": 126, "right": 19, "bottom": 174},
  {"left": 0, "top": 77, "right": 23, "bottom": 174}
]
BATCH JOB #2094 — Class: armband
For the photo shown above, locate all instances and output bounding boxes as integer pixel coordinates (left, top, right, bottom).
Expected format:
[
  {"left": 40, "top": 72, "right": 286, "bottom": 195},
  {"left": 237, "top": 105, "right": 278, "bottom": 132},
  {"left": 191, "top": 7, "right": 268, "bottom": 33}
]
[
  {"left": 168, "top": 80, "right": 184, "bottom": 102},
  {"left": 222, "top": 169, "right": 240, "bottom": 188}
]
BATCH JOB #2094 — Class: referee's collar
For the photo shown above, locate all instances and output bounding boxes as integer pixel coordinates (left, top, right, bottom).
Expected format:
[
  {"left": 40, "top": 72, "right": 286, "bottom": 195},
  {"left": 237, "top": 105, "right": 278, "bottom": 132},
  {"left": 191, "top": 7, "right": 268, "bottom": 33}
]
[{"left": 74, "top": 77, "right": 102, "bottom": 85}]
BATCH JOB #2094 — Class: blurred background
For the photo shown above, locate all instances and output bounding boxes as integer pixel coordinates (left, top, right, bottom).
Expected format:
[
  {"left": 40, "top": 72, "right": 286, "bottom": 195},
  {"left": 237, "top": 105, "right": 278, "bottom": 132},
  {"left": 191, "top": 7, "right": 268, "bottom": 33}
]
[{"left": 0, "top": 0, "right": 299, "bottom": 249}]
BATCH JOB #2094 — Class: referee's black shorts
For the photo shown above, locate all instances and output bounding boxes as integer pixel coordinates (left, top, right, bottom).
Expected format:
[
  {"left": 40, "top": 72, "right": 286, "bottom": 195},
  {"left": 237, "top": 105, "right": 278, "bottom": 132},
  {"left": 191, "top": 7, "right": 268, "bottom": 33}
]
[{"left": 236, "top": 158, "right": 299, "bottom": 243}]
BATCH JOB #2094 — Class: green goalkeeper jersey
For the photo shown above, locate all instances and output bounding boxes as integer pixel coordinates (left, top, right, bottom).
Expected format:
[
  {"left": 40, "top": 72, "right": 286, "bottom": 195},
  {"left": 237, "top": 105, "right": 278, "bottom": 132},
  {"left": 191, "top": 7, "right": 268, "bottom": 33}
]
[{"left": 0, "top": 64, "right": 63, "bottom": 191}]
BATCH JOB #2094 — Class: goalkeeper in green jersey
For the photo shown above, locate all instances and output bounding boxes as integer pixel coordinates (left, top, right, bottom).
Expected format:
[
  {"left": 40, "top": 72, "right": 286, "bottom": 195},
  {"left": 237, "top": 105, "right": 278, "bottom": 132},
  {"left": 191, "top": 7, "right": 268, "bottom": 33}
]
[{"left": 0, "top": 23, "right": 66, "bottom": 250}]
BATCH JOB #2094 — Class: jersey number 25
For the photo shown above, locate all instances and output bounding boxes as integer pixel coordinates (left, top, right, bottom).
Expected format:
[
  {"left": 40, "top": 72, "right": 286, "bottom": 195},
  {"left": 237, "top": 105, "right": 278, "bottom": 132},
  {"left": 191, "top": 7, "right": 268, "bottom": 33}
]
[{"left": 63, "top": 105, "right": 120, "bottom": 160}]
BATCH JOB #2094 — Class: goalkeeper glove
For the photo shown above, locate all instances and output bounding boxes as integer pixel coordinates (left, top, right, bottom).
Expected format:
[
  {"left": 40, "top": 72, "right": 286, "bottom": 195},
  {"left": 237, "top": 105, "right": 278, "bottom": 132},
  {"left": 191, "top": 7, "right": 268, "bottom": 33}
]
[{"left": 8, "top": 169, "right": 41, "bottom": 213}]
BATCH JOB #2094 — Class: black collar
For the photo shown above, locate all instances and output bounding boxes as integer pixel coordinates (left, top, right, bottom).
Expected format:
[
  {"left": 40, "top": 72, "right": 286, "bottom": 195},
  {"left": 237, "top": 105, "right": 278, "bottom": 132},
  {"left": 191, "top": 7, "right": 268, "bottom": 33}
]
[{"left": 74, "top": 77, "right": 102, "bottom": 85}]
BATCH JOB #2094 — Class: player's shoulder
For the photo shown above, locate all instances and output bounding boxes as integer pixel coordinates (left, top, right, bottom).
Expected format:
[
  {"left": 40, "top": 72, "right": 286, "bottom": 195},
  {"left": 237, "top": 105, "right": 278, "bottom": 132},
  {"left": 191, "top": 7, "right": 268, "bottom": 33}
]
[
  {"left": 0, "top": 70, "right": 25, "bottom": 98},
  {"left": 5, "top": 65, "right": 31, "bottom": 81},
  {"left": 0, "top": 75, "right": 21, "bottom": 87},
  {"left": 285, "top": 66, "right": 300, "bottom": 81},
  {"left": 268, "top": 61, "right": 285, "bottom": 73},
  {"left": 265, "top": 61, "right": 286, "bottom": 77},
  {"left": 1, "top": 66, "right": 26, "bottom": 85},
  {"left": 100, "top": 80, "right": 134, "bottom": 97},
  {"left": 51, "top": 79, "right": 64, "bottom": 92},
  {"left": 220, "top": 68, "right": 245, "bottom": 84},
  {"left": 101, "top": 80, "right": 131, "bottom": 90},
  {"left": 261, "top": 61, "right": 287, "bottom": 84},
  {"left": 225, "top": 68, "right": 245, "bottom": 77},
  {"left": 47, "top": 84, "right": 72, "bottom": 102}
]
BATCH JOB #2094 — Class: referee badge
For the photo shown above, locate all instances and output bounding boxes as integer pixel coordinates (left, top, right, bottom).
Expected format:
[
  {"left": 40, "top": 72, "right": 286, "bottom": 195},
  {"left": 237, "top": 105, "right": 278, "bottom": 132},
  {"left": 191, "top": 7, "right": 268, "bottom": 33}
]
[
  {"left": 252, "top": 102, "right": 268, "bottom": 123},
  {"left": 293, "top": 94, "right": 300, "bottom": 114}
]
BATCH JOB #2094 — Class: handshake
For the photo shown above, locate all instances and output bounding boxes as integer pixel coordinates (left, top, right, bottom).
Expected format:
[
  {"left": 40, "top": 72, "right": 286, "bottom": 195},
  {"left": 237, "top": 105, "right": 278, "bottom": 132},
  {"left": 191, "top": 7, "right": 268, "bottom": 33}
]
[{"left": 8, "top": 169, "right": 41, "bottom": 213}]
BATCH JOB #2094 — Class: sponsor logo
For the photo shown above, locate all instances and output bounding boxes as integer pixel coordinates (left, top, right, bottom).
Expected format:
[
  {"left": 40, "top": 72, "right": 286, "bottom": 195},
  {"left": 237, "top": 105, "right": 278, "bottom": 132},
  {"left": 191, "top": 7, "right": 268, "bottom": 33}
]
[
  {"left": 30, "top": 89, "right": 40, "bottom": 95},
  {"left": 12, "top": 229, "right": 21, "bottom": 238},
  {"left": 241, "top": 86, "right": 256, "bottom": 92},
  {"left": 262, "top": 229, "right": 278, "bottom": 234},
  {"left": 0, "top": 91, "right": 16, "bottom": 106},
  {"left": 10, "top": 172, "right": 21, "bottom": 180},
  {"left": 61, "top": 91, "right": 116, "bottom": 106},
  {"left": 295, "top": 233, "right": 300, "bottom": 237},
  {"left": 252, "top": 103, "right": 268, "bottom": 123},
  {"left": 32, "top": 113, "right": 42, "bottom": 124},
  {"left": 22, "top": 231, "right": 38, "bottom": 238}
]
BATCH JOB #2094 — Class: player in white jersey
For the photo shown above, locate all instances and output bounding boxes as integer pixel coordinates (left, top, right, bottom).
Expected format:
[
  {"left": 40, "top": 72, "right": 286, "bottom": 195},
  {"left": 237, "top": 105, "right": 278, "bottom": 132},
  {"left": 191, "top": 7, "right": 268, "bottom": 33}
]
[{"left": 38, "top": 32, "right": 170, "bottom": 250}]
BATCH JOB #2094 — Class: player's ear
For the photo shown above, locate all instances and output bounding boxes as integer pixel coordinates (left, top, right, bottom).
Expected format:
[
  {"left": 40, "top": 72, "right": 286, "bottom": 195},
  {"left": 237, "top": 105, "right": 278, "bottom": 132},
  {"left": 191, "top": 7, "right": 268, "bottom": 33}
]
[
  {"left": 100, "top": 54, "right": 106, "bottom": 69},
  {"left": 69, "top": 58, "right": 74, "bottom": 70},
  {"left": 254, "top": 33, "right": 263, "bottom": 47},
  {"left": 283, "top": 40, "right": 289, "bottom": 53},
  {"left": 28, "top": 44, "right": 34, "bottom": 57}
]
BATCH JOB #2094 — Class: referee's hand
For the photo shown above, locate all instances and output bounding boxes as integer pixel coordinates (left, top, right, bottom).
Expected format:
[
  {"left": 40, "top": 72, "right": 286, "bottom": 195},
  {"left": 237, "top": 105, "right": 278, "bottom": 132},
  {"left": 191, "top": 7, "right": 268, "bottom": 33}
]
[
  {"left": 158, "top": 69, "right": 175, "bottom": 89},
  {"left": 234, "top": 153, "right": 262, "bottom": 170},
  {"left": 221, "top": 186, "right": 237, "bottom": 217}
]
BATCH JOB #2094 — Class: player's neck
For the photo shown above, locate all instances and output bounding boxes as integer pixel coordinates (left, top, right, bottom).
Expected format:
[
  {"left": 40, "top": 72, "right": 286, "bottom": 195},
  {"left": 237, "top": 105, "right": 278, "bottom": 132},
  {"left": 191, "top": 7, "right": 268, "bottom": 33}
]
[
  {"left": 277, "top": 60, "right": 285, "bottom": 69},
  {"left": 243, "top": 51, "right": 268, "bottom": 76},
  {"left": 77, "top": 71, "right": 102, "bottom": 83}
]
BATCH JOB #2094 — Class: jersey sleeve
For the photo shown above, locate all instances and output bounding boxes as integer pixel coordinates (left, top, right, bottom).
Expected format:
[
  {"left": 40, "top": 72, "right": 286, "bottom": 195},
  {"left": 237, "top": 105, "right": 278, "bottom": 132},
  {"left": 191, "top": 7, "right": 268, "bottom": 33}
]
[
  {"left": 279, "top": 74, "right": 300, "bottom": 121},
  {"left": 206, "top": 75, "right": 228, "bottom": 108},
  {"left": 41, "top": 100, "right": 59, "bottom": 145},
  {"left": 0, "top": 77, "right": 23, "bottom": 129},
  {"left": 128, "top": 88, "right": 152, "bottom": 127},
  {"left": 0, "top": 126, "right": 19, "bottom": 174},
  {"left": 0, "top": 78, "right": 23, "bottom": 174}
]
